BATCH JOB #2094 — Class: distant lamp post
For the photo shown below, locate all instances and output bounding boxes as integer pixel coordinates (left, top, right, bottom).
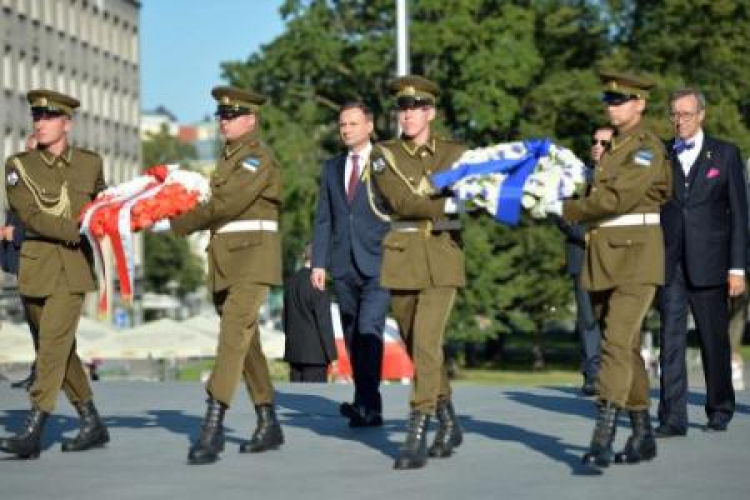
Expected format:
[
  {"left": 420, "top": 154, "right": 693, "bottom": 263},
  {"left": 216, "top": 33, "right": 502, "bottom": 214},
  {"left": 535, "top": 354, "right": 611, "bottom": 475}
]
[
  {"left": 165, "top": 279, "right": 179, "bottom": 297},
  {"left": 165, "top": 280, "right": 180, "bottom": 319}
]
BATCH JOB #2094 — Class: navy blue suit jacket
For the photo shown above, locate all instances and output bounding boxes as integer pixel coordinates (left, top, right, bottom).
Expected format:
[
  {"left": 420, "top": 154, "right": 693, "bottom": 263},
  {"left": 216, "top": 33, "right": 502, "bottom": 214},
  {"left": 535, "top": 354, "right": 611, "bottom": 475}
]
[
  {"left": 1, "top": 210, "right": 24, "bottom": 275},
  {"left": 312, "top": 152, "right": 389, "bottom": 278},
  {"left": 661, "top": 135, "right": 748, "bottom": 287}
]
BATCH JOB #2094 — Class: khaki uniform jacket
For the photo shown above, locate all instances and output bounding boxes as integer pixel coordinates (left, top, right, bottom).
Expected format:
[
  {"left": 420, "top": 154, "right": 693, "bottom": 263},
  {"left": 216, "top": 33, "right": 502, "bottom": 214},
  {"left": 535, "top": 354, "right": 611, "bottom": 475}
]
[
  {"left": 171, "top": 131, "right": 282, "bottom": 291},
  {"left": 5, "top": 147, "right": 105, "bottom": 297},
  {"left": 371, "top": 136, "right": 466, "bottom": 290},
  {"left": 563, "top": 122, "right": 672, "bottom": 291}
]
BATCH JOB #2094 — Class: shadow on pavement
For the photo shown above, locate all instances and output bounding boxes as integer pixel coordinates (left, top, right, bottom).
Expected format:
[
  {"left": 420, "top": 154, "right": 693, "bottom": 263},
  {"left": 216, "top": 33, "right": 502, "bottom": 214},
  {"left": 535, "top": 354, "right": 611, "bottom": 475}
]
[{"left": 275, "top": 390, "right": 400, "bottom": 460}]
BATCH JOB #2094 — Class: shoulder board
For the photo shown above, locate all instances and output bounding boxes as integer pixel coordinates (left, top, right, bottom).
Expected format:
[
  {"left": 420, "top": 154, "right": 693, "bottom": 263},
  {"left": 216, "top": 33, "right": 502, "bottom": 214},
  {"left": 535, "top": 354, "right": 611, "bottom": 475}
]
[
  {"left": 435, "top": 136, "right": 462, "bottom": 145},
  {"left": 8, "top": 151, "right": 30, "bottom": 161},
  {"left": 378, "top": 139, "right": 400, "bottom": 150},
  {"left": 74, "top": 147, "right": 100, "bottom": 157}
]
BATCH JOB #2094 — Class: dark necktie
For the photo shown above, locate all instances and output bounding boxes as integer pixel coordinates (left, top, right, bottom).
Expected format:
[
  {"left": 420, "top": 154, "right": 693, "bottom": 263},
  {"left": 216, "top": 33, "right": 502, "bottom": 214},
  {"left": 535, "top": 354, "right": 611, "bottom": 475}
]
[
  {"left": 673, "top": 139, "right": 695, "bottom": 155},
  {"left": 347, "top": 154, "right": 360, "bottom": 204}
]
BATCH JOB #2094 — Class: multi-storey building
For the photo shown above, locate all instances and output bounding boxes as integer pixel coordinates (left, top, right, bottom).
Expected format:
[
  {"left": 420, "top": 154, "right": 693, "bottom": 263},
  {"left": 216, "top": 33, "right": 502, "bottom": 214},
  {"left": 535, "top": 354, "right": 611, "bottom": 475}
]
[{"left": 0, "top": 0, "right": 142, "bottom": 325}]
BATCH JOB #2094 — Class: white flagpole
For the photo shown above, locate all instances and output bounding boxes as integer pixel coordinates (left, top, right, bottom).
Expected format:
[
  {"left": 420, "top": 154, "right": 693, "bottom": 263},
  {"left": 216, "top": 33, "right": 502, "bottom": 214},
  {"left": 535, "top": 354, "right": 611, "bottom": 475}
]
[{"left": 396, "top": 0, "right": 409, "bottom": 76}]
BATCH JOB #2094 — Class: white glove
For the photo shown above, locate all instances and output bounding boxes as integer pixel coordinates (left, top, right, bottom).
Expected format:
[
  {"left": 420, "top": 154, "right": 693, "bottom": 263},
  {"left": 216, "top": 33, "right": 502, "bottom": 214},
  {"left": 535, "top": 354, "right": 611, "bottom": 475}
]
[
  {"left": 150, "top": 219, "right": 171, "bottom": 233},
  {"left": 444, "top": 196, "right": 465, "bottom": 214},
  {"left": 544, "top": 200, "right": 563, "bottom": 217}
]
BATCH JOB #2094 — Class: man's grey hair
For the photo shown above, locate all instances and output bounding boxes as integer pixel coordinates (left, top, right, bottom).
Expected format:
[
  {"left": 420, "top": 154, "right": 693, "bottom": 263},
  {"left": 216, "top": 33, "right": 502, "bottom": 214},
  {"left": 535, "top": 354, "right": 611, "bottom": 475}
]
[{"left": 670, "top": 88, "right": 706, "bottom": 111}]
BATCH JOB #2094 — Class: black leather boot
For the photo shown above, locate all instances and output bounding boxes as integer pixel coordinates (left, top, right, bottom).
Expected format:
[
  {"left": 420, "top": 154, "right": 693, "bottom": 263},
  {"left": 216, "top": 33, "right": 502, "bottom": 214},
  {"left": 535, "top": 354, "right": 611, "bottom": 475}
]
[
  {"left": 0, "top": 408, "right": 48, "bottom": 459},
  {"left": 614, "top": 410, "right": 657, "bottom": 464},
  {"left": 61, "top": 401, "right": 110, "bottom": 452},
  {"left": 240, "top": 405, "right": 284, "bottom": 453},
  {"left": 394, "top": 411, "right": 431, "bottom": 470},
  {"left": 188, "top": 398, "right": 226, "bottom": 465},
  {"left": 10, "top": 363, "right": 36, "bottom": 391},
  {"left": 582, "top": 401, "right": 619, "bottom": 469},
  {"left": 428, "top": 399, "right": 463, "bottom": 458}
]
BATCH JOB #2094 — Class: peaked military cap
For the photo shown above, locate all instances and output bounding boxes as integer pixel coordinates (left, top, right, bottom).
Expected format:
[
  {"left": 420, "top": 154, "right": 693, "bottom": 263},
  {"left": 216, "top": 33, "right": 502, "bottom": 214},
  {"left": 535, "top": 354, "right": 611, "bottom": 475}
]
[
  {"left": 212, "top": 86, "right": 267, "bottom": 118},
  {"left": 27, "top": 89, "right": 80, "bottom": 117},
  {"left": 390, "top": 75, "right": 440, "bottom": 108},
  {"left": 599, "top": 71, "right": 656, "bottom": 105}
]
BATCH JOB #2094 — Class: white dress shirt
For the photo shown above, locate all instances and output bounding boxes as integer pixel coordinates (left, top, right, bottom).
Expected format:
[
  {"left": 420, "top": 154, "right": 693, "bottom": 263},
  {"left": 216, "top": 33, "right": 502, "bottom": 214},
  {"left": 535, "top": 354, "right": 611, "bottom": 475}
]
[{"left": 677, "top": 128, "right": 703, "bottom": 177}]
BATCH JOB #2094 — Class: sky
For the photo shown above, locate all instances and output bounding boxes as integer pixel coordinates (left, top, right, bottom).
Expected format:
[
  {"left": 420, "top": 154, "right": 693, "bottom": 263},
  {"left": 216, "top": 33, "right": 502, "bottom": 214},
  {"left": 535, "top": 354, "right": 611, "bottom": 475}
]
[{"left": 140, "top": 0, "right": 285, "bottom": 124}]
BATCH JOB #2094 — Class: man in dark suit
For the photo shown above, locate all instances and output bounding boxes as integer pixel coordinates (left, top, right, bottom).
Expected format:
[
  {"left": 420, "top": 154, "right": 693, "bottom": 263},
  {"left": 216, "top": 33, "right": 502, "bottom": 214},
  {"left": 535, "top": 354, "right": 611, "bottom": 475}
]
[
  {"left": 311, "top": 102, "right": 390, "bottom": 427},
  {"left": 283, "top": 244, "right": 337, "bottom": 382},
  {"left": 658, "top": 88, "right": 748, "bottom": 436},
  {"left": 556, "top": 125, "right": 613, "bottom": 396}
]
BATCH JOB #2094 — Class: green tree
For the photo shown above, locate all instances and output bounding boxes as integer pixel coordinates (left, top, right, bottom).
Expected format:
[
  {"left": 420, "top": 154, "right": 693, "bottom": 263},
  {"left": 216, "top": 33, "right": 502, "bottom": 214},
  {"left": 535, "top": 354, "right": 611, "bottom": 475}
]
[
  {"left": 143, "top": 232, "right": 204, "bottom": 295},
  {"left": 142, "top": 123, "right": 199, "bottom": 169},
  {"left": 215, "top": 0, "right": 750, "bottom": 366},
  {"left": 141, "top": 125, "right": 204, "bottom": 295}
]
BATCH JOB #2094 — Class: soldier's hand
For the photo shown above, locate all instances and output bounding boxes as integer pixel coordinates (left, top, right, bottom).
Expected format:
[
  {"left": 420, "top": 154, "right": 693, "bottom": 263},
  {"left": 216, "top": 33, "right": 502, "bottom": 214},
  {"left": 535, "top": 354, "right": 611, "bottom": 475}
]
[
  {"left": 543, "top": 200, "right": 563, "bottom": 217},
  {"left": 728, "top": 274, "right": 746, "bottom": 297},
  {"left": 150, "top": 219, "right": 171, "bottom": 233},
  {"left": 311, "top": 268, "right": 326, "bottom": 291}
]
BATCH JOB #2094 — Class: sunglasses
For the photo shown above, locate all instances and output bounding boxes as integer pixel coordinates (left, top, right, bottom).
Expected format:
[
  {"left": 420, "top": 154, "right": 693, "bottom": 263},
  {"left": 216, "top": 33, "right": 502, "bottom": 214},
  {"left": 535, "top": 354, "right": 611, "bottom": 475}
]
[
  {"left": 602, "top": 92, "right": 638, "bottom": 106},
  {"left": 591, "top": 139, "right": 611, "bottom": 147},
  {"left": 31, "top": 110, "right": 66, "bottom": 121}
]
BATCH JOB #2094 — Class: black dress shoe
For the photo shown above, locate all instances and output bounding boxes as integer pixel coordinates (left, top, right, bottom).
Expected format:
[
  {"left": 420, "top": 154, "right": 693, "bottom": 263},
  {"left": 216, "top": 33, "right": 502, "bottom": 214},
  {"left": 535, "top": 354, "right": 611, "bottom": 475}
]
[
  {"left": 349, "top": 409, "right": 383, "bottom": 428},
  {"left": 341, "top": 403, "right": 382, "bottom": 427},
  {"left": 339, "top": 402, "right": 360, "bottom": 420},
  {"left": 654, "top": 424, "right": 687, "bottom": 438},
  {"left": 581, "top": 380, "right": 597, "bottom": 397},
  {"left": 704, "top": 417, "right": 729, "bottom": 432}
]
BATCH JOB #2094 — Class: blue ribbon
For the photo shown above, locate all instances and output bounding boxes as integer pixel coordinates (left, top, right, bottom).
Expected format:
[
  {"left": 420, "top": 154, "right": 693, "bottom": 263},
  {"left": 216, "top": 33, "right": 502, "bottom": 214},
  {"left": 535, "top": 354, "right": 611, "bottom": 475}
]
[{"left": 431, "top": 138, "right": 551, "bottom": 225}]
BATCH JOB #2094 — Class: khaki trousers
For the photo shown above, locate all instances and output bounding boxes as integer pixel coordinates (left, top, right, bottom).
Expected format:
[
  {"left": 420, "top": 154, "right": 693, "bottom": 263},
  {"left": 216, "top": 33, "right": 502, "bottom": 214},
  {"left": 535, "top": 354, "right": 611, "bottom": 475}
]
[
  {"left": 390, "top": 287, "right": 456, "bottom": 413},
  {"left": 208, "top": 282, "right": 274, "bottom": 407},
  {"left": 591, "top": 284, "right": 656, "bottom": 410},
  {"left": 24, "top": 291, "right": 91, "bottom": 413}
]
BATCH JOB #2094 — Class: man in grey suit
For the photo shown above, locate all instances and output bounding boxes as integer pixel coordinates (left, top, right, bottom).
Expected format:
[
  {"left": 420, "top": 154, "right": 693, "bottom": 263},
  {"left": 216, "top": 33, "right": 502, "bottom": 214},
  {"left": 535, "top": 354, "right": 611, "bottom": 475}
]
[{"left": 312, "top": 102, "right": 390, "bottom": 426}]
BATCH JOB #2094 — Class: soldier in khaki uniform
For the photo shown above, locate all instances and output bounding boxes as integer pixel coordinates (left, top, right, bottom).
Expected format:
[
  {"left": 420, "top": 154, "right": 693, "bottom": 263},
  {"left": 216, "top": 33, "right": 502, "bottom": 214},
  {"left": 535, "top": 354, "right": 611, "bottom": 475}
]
[
  {"left": 162, "top": 86, "right": 284, "bottom": 465},
  {"left": 370, "top": 75, "right": 466, "bottom": 470},
  {"left": 0, "top": 90, "right": 109, "bottom": 459},
  {"left": 549, "top": 72, "right": 671, "bottom": 471}
]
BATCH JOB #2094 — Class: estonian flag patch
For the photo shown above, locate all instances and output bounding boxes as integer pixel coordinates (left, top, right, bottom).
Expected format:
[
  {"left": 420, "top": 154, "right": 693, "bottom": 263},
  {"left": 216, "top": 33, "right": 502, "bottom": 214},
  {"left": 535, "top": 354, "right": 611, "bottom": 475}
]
[
  {"left": 241, "top": 157, "right": 261, "bottom": 172},
  {"left": 633, "top": 149, "right": 654, "bottom": 167}
]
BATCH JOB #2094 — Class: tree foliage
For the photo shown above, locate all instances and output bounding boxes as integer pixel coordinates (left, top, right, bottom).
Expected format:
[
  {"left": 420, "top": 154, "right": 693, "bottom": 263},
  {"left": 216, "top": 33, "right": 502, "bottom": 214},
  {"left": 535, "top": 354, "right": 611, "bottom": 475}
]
[
  {"left": 141, "top": 127, "right": 204, "bottom": 295},
  {"left": 216, "top": 0, "right": 750, "bottom": 348}
]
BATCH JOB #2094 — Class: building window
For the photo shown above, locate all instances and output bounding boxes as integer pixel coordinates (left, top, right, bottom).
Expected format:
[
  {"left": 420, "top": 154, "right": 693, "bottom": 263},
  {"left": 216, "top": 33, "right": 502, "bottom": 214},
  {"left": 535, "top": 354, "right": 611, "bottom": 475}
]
[{"left": 2, "top": 48, "right": 12, "bottom": 90}]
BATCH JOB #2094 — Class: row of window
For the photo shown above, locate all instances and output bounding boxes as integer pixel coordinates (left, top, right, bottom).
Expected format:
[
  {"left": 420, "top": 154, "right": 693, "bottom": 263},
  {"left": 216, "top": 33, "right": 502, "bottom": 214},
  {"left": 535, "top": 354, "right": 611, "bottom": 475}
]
[
  {"left": 4, "top": 0, "right": 139, "bottom": 64},
  {"left": 3, "top": 52, "right": 139, "bottom": 126}
]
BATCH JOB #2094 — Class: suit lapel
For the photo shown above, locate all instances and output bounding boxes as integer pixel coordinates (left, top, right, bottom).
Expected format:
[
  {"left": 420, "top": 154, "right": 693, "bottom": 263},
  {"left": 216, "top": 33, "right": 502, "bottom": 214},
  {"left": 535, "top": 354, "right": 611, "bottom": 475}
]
[
  {"left": 334, "top": 154, "right": 349, "bottom": 206},
  {"left": 668, "top": 139, "right": 687, "bottom": 203}
]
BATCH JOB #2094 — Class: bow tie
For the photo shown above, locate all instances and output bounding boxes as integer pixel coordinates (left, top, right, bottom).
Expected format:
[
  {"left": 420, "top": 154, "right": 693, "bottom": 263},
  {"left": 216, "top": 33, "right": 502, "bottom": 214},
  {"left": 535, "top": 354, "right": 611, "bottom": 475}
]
[{"left": 673, "top": 139, "right": 695, "bottom": 155}]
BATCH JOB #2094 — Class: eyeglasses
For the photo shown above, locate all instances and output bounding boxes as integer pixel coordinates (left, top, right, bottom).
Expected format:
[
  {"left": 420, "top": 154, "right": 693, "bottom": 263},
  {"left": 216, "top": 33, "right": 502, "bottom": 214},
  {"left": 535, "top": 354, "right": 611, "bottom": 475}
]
[
  {"left": 591, "top": 139, "right": 611, "bottom": 147},
  {"left": 669, "top": 111, "right": 698, "bottom": 122}
]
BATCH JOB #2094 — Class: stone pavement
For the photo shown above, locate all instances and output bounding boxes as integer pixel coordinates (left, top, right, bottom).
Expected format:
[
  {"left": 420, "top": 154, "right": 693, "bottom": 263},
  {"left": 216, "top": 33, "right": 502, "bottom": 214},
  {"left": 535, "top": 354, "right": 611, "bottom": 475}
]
[{"left": 1, "top": 382, "right": 749, "bottom": 500}]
